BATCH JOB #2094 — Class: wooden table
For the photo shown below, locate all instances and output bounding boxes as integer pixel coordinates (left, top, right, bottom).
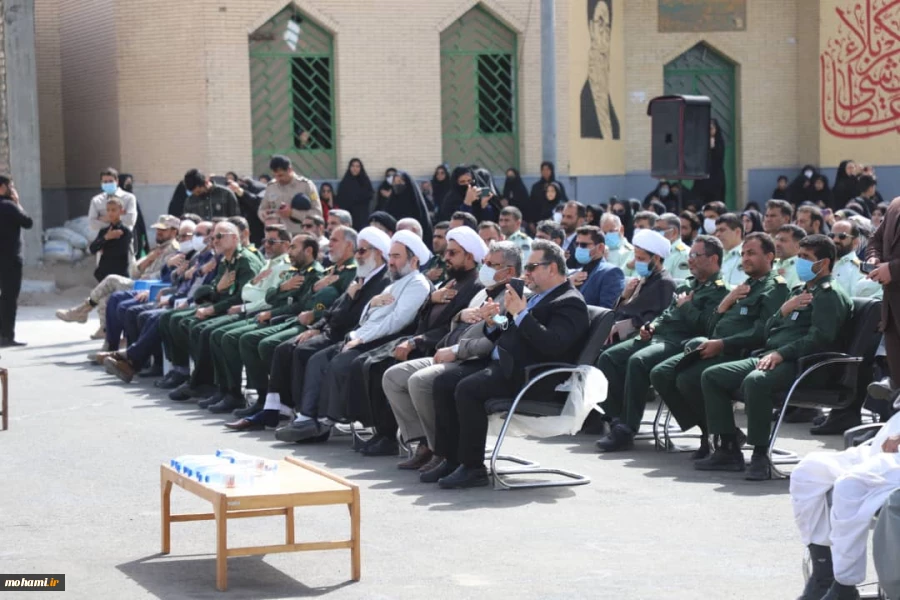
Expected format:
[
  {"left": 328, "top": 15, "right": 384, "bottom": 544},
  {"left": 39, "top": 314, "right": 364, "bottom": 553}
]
[{"left": 160, "top": 456, "right": 360, "bottom": 591}]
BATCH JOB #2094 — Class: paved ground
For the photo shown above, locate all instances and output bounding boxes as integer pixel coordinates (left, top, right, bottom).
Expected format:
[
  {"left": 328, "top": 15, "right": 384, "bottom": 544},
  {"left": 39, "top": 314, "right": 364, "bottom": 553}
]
[{"left": 0, "top": 304, "right": 872, "bottom": 599}]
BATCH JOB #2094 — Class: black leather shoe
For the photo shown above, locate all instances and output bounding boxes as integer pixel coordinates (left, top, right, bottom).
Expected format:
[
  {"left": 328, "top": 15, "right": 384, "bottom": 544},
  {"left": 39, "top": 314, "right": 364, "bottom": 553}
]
[
  {"left": 595, "top": 423, "right": 635, "bottom": 453},
  {"left": 197, "top": 392, "right": 225, "bottom": 408},
  {"left": 745, "top": 454, "right": 773, "bottom": 481},
  {"left": 208, "top": 394, "right": 246, "bottom": 414},
  {"left": 292, "top": 426, "right": 331, "bottom": 443},
  {"left": 819, "top": 581, "right": 860, "bottom": 599},
  {"left": 362, "top": 436, "right": 399, "bottom": 457},
  {"left": 694, "top": 447, "right": 746, "bottom": 472},
  {"left": 438, "top": 464, "right": 490, "bottom": 489},
  {"left": 233, "top": 400, "right": 264, "bottom": 418},
  {"left": 137, "top": 363, "right": 163, "bottom": 378},
  {"left": 420, "top": 459, "right": 458, "bottom": 483},
  {"left": 0, "top": 339, "right": 26, "bottom": 347},
  {"left": 691, "top": 437, "right": 711, "bottom": 460},
  {"left": 810, "top": 410, "right": 861, "bottom": 436},
  {"left": 168, "top": 382, "right": 194, "bottom": 402},
  {"left": 156, "top": 371, "right": 188, "bottom": 389},
  {"left": 783, "top": 407, "right": 821, "bottom": 424}
]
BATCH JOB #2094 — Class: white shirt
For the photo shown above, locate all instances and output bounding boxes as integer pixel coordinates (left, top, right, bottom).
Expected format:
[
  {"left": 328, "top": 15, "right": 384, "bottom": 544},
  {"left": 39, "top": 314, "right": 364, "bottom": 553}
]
[{"left": 88, "top": 188, "right": 138, "bottom": 232}]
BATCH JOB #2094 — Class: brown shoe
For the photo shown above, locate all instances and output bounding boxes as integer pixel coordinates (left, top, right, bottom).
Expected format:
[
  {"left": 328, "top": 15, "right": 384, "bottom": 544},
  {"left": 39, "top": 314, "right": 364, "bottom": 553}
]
[
  {"left": 94, "top": 350, "right": 124, "bottom": 366},
  {"left": 104, "top": 356, "right": 135, "bottom": 383},
  {"left": 224, "top": 418, "right": 264, "bottom": 432},
  {"left": 418, "top": 454, "right": 444, "bottom": 473},
  {"left": 398, "top": 445, "right": 433, "bottom": 470}
]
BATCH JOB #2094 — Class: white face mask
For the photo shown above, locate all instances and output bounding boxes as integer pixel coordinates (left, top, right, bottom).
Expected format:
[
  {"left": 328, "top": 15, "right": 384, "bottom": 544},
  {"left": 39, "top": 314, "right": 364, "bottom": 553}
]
[
  {"left": 478, "top": 264, "right": 498, "bottom": 287},
  {"left": 804, "top": 169, "right": 813, "bottom": 179},
  {"left": 703, "top": 218, "right": 717, "bottom": 234},
  {"left": 191, "top": 235, "right": 205, "bottom": 252}
]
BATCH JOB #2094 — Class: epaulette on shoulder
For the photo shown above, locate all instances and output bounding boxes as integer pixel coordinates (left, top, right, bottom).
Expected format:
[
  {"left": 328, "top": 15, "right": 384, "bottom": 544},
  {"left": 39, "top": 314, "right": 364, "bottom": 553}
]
[
  {"left": 774, "top": 275, "right": 787, "bottom": 285},
  {"left": 715, "top": 279, "right": 726, "bottom": 287}
]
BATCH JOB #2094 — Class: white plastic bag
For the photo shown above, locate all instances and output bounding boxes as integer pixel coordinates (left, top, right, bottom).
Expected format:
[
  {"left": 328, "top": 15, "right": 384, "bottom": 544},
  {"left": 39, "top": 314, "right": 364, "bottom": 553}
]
[
  {"left": 487, "top": 365, "right": 607, "bottom": 438},
  {"left": 46, "top": 227, "right": 89, "bottom": 250},
  {"left": 65, "top": 216, "right": 94, "bottom": 242},
  {"left": 42, "top": 239, "right": 75, "bottom": 263}
]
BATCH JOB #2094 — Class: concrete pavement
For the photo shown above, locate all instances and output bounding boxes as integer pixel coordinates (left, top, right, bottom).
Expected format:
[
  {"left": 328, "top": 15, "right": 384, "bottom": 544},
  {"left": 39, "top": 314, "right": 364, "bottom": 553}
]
[{"left": 0, "top": 304, "right": 869, "bottom": 599}]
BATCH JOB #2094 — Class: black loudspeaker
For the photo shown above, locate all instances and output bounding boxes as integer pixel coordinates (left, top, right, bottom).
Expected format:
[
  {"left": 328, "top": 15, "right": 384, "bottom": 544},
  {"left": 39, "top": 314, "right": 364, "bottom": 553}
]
[{"left": 647, "top": 95, "right": 711, "bottom": 179}]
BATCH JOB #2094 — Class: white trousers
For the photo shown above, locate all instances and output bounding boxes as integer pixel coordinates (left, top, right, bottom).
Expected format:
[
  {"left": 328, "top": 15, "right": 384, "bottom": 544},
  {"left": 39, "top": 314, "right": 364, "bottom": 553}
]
[{"left": 791, "top": 430, "right": 900, "bottom": 585}]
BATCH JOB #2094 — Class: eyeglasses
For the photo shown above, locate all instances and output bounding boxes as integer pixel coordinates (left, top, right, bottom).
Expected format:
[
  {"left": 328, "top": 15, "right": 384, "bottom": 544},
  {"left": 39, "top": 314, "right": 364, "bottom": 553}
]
[
  {"left": 829, "top": 233, "right": 855, "bottom": 241},
  {"left": 483, "top": 261, "right": 505, "bottom": 269},
  {"left": 524, "top": 261, "right": 551, "bottom": 272},
  {"left": 444, "top": 249, "right": 462, "bottom": 257},
  {"left": 263, "top": 238, "right": 284, "bottom": 245},
  {"left": 688, "top": 252, "right": 709, "bottom": 259},
  {"left": 355, "top": 247, "right": 371, "bottom": 256}
]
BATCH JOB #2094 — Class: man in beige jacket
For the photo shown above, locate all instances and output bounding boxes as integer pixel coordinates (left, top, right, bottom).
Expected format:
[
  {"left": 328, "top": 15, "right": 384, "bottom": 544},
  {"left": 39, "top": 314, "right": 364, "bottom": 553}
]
[{"left": 257, "top": 155, "right": 321, "bottom": 236}]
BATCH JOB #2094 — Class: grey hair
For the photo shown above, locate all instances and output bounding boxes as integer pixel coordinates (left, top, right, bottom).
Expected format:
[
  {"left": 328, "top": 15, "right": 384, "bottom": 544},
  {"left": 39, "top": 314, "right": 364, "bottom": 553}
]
[
  {"left": 216, "top": 221, "right": 240, "bottom": 236},
  {"left": 333, "top": 225, "right": 358, "bottom": 249},
  {"left": 329, "top": 209, "right": 353, "bottom": 226},
  {"left": 658, "top": 212, "right": 681, "bottom": 230},
  {"left": 489, "top": 240, "right": 523, "bottom": 276},
  {"left": 530, "top": 239, "right": 566, "bottom": 275},
  {"left": 600, "top": 213, "right": 622, "bottom": 229},
  {"left": 396, "top": 218, "right": 423, "bottom": 238}
]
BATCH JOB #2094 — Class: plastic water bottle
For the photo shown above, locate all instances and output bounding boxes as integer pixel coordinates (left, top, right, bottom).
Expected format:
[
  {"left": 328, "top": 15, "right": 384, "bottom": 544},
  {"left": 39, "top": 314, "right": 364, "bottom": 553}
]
[
  {"left": 201, "top": 464, "right": 255, "bottom": 489},
  {"left": 215, "top": 449, "right": 279, "bottom": 472},
  {"left": 171, "top": 455, "right": 228, "bottom": 478}
]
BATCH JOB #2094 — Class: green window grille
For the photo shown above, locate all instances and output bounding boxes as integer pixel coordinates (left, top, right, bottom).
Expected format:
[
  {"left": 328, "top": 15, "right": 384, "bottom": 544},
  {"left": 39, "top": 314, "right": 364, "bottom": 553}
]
[
  {"left": 249, "top": 7, "right": 336, "bottom": 178},
  {"left": 441, "top": 6, "right": 519, "bottom": 172}
]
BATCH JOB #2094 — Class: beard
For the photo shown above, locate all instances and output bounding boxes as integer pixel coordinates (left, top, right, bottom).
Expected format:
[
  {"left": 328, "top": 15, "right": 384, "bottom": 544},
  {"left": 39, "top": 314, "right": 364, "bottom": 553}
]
[
  {"left": 356, "top": 257, "right": 376, "bottom": 279},
  {"left": 390, "top": 262, "right": 414, "bottom": 281}
]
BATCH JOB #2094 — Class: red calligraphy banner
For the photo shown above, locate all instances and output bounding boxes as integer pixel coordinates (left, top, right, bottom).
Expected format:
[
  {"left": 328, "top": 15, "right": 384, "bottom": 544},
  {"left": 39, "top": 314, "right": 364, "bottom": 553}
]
[{"left": 821, "top": 0, "right": 900, "bottom": 138}]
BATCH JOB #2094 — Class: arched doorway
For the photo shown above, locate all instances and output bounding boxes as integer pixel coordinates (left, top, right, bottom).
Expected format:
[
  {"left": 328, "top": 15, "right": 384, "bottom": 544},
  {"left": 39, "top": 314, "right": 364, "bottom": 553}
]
[
  {"left": 664, "top": 43, "right": 738, "bottom": 209},
  {"left": 249, "top": 5, "right": 336, "bottom": 179},
  {"left": 440, "top": 5, "right": 519, "bottom": 171}
]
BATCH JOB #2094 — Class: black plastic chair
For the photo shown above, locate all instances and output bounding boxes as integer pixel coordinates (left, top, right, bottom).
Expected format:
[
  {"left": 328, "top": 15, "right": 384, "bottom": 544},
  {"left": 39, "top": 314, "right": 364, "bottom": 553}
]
[
  {"left": 483, "top": 306, "right": 616, "bottom": 490},
  {"left": 769, "top": 297, "right": 883, "bottom": 477}
]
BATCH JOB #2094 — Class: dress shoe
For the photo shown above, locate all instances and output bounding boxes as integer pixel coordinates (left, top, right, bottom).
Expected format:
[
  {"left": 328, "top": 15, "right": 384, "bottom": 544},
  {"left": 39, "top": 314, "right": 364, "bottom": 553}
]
[
  {"left": 274, "top": 419, "right": 323, "bottom": 443},
  {"left": 797, "top": 544, "right": 834, "bottom": 600},
  {"left": 419, "top": 454, "right": 444, "bottom": 473},
  {"left": 137, "top": 363, "right": 163, "bottom": 378},
  {"left": 362, "top": 436, "right": 399, "bottom": 457},
  {"left": 197, "top": 392, "right": 226, "bottom": 409},
  {"left": 694, "top": 446, "right": 746, "bottom": 472},
  {"left": 95, "top": 350, "right": 123, "bottom": 366},
  {"left": 745, "top": 454, "right": 773, "bottom": 481},
  {"left": 224, "top": 418, "right": 264, "bottom": 432},
  {"left": 810, "top": 410, "right": 861, "bottom": 436},
  {"left": 104, "top": 356, "right": 136, "bottom": 383},
  {"left": 420, "top": 459, "right": 458, "bottom": 483},
  {"left": 595, "top": 422, "right": 635, "bottom": 453},
  {"left": 783, "top": 407, "right": 821, "bottom": 424},
  {"left": 292, "top": 426, "right": 331, "bottom": 443},
  {"left": 0, "top": 338, "right": 26, "bottom": 348},
  {"left": 168, "top": 383, "right": 195, "bottom": 402},
  {"left": 819, "top": 581, "right": 860, "bottom": 600},
  {"left": 233, "top": 399, "right": 264, "bottom": 419},
  {"left": 867, "top": 377, "right": 894, "bottom": 401},
  {"left": 208, "top": 393, "right": 246, "bottom": 414},
  {"left": 691, "top": 437, "right": 711, "bottom": 460},
  {"left": 398, "top": 446, "right": 433, "bottom": 470},
  {"left": 156, "top": 371, "right": 188, "bottom": 389},
  {"left": 438, "top": 464, "right": 490, "bottom": 489}
]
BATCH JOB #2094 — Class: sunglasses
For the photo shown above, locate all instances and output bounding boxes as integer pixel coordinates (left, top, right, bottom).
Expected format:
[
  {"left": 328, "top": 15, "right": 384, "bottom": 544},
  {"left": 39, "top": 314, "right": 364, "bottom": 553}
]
[
  {"left": 213, "top": 233, "right": 235, "bottom": 240},
  {"left": 828, "top": 233, "right": 855, "bottom": 241},
  {"left": 574, "top": 242, "right": 594, "bottom": 249},
  {"left": 444, "top": 248, "right": 462, "bottom": 257},
  {"left": 355, "top": 247, "right": 371, "bottom": 256},
  {"left": 264, "top": 238, "right": 285, "bottom": 245},
  {"left": 524, "top": 261, "right": 550, "bottom": 272}
]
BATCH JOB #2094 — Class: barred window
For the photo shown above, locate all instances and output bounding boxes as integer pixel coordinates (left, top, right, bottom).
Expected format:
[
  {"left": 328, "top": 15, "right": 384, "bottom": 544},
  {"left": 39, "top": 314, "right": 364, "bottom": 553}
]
[
  {"left": 291, "top": 57, "right": 333, "bottom": 151},
  {"left": 476, "top": 54, "right": 514, "bottom": 134}
]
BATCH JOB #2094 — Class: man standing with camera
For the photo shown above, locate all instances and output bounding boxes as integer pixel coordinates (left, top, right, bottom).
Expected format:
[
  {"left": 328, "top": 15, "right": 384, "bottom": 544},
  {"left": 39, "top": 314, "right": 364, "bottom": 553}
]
[
  {"left": 0, "top": 176, "right": 33, "bottom": 348},
  {"left": 867, "top": 197, "right": 900, "bottom": 404}
]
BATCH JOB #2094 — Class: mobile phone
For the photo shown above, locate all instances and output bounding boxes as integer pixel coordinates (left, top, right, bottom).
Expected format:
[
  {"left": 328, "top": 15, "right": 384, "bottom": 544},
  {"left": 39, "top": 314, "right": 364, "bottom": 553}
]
[
  {"left": 479, "top": 187, "right": 492, "bottom": 198},
  {"left": 860, "top": 262, "right": 877, "bottom": 275},
  {"left": 509, "top": 278, "right": 526, "bottom": 297}
]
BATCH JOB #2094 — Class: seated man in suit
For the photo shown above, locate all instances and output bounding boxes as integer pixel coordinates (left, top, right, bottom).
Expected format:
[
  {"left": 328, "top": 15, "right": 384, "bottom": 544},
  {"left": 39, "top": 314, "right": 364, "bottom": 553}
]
[
  {"left": 568, "top": 225, "right": 625, "bottom": 308},
  {"left": 426, "top": 240, "right": 590, "bottom": 488},
  {"left": 383, "top": 240, "right": 526, "bottom": 471},
  {"left": 595, "top": 235, "right": 728, "bottom": 452},
  {"left": 274, "top": 230, "right": 432, "bottom": 442},
  {"left": 352, "top": 226, "right": 487, "bottom": 457},
  {"left": 228, "top": 227, "right": 392, "bottom": 431}
]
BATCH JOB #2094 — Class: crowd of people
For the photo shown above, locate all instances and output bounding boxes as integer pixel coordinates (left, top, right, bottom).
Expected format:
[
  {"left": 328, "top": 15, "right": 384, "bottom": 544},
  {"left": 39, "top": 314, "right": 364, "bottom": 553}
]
[{"left": 0, "top": 150, "right": 895, "bottom": 600}]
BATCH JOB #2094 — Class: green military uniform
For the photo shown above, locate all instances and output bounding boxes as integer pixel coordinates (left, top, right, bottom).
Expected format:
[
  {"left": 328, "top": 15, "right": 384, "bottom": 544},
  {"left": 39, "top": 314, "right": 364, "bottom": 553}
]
[
  {"left": 833, "top": 252, "right": 882, "bottom": 299},
  {"left": 775, "top": 256, "right": 801, "bottom": 290},
  {"left": 721, "top": 243, "right": 745, "bottom": 287},
  {"left": 649, "top": 272, "right": 789, "bottom": 434},
  {"left": 663, "top": 239, "right": 691, "bottom": 281},
  {"left": 162, "top": 246, "right": 263, "bottom": 373},
  {"left": 598, "top": 273, "right": 729, "bottom": 431},
  {"left": 420, "top": 254, "right": 447, "bottom": 285},
  {"left": 702, "top": 274, "right": 853, "bottom": 447}
]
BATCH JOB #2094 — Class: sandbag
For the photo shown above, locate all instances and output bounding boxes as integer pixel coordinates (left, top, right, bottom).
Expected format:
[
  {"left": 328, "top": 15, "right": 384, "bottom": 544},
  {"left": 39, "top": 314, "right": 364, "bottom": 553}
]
[
  {"left": 43, "top": 239, "right": 75, "bottom": 263},
  {"left": 46, "top": 226, "right": 89, "bottom": 250},
  {"left": 64, "top": 216, "right": 94, "bottom": 244}
]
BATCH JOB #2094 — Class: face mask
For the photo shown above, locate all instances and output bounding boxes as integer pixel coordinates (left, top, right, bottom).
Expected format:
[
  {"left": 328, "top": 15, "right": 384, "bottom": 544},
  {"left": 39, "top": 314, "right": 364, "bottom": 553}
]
[
  {"left": 192, "top": 235, "right": 205, "bottom": 252},
  {"left": 185, "top": 189, "right": 192, "bottom": 197},
  {"left": 386, "top": 175, "right": 395, "bottom": 186},
  {"left": 101, "top": 182, "right": 117, "bottom": 195},
  {"left": 703, "top": 218, "right": 717, "bottom": 234},
  {"left": 392, "top": 183, "right": 406, "bottom": 195},
  {"left": 552, "top": 212, "right": 563, "bottom": 224},
  {"left": 659, "top": 186, "right": 670, "bottom": 197},
  {"left": 804, "top": 170, "right": 813, "bottom": 179},
  {"left": 605, "top": 232, "right": 621, "bottom": 249},
  {"left": 575, "top": 247, "right": 592, "bottom": 265},
  {"left": 635, "top": 261, "right": 652, "bottom": 278},
  {"left": 795, "top": 258, "right": 819, "bottom": 282},
  {"left": 478, "top": 264, "right": 498, "bottom": 287}
]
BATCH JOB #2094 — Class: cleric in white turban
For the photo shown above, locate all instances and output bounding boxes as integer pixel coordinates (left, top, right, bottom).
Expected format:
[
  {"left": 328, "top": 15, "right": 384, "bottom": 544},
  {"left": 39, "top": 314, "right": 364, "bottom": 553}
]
[
  {"left": 391, "top": 229, "right": 432, "bottom": 266},
  {"left": 358, "top": 226, "right": 392, "bottom": 260},
  {"left": 632, "top": 228, "right": 671, "bottom": 260},
  {"left": 447, "top": 226, "right": 489, "bottom": 263}
]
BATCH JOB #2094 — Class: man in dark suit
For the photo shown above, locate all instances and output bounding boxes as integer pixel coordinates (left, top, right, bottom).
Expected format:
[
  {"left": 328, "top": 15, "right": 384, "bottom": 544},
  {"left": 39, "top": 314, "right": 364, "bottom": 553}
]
[
  {"left": 0, "top": 176, "right": 33, "bottom": 348},
  {"left": 226, "top": 227, "right": 392, "bottom": 430},
  {"left": 426, "top": 240, "right": 590, "bottom": 488},
  {"left": 568, "top": 225, "right": 625, "bottom": 308},
  {"left": 867, "top": 196, "right": 900, "bottom": 403}
]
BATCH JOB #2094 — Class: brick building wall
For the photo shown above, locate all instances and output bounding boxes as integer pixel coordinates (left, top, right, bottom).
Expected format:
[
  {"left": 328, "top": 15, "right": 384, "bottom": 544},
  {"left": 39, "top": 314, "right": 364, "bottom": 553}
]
[
  {"left": 0, "top": 0, "right": 10, "bottom": 176},
  {"left": 35, "top": 0, "right": 65, "bottom": 188}
]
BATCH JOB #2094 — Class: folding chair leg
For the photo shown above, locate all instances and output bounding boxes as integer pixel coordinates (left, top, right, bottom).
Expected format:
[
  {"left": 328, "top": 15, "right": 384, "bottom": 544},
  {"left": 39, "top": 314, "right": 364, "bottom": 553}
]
[
  {"left": 768, "top": 389, "right": 802, "bottom": 480},
  {"left": 661, "top": 410, "right": 701, "bottom": 453},
  {"left": 634, "top": 398, "right": 665, "bottom": 448}
]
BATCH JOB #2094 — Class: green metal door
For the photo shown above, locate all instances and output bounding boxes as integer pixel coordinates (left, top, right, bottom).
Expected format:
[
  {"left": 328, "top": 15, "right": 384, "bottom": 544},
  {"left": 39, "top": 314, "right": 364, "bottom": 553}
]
[
  {"left": 440, "top": 6, "right": 518, "bottom": 172},
  {"left": 249, "top": 7, "right": 336, "bottom": 178},
  {"left": 664, "top": 43, "right": 737, "bottom": 209}
]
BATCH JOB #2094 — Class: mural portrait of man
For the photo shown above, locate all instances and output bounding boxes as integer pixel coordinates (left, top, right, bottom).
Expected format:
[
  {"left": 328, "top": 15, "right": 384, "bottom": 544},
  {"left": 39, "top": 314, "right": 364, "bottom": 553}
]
[{"left": 581, "top": 0, "right": 620, "bottom": 140}]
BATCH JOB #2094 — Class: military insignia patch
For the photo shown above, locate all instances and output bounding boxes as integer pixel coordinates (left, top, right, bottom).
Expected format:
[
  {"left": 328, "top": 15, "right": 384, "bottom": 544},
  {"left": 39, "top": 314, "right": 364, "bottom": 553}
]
[{"left": 316, "top": 303, "right": 326, "bottom": 311}]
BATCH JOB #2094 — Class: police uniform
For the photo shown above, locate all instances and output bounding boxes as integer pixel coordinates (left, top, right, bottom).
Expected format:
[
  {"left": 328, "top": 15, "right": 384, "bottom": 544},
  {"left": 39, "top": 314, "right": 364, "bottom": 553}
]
[
  {"left": 507, "top": 230, "right": 533, "bottom": 261},
  {"left": 721, "top": 243, "right": 745, "bottom": 287},
  {"left": 598, "top": 273, "right": 729, "bottom": 432},
  {"left": 663, "top": 240, "right": 691, "bottom": 281},
  {"left": 833, "top": 252, "right": 883, "bottom": 299},
  {"left": 649, "top": 272, "right": 790, "bottom": 434},
  {"left": 420, "top": 254, "right": 447, "bottom": 285},
  {"left": 257, "top": 174, "right": 321, "bottom": 235},
  {"left": 775, "top": 256, "right": 801, "bottom": 290},
  {"left": 702, "top": 275, "right": 853, "bottom": 447},
  {"left": 606, "top": 240, "right": 634, "bottom": 273}
]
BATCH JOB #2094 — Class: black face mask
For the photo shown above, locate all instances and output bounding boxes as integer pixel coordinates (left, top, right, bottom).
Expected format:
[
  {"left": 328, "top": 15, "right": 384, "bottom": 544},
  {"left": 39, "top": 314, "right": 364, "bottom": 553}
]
[{"left": 392, "top": 183, "right": 406, "bottom": 195}]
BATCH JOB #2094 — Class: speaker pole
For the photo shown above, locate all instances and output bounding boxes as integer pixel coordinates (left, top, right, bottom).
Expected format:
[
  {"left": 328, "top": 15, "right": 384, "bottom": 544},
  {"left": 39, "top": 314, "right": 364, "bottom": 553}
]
[{"left": 540, "top": 0, "right": 557, "bottom": 167}]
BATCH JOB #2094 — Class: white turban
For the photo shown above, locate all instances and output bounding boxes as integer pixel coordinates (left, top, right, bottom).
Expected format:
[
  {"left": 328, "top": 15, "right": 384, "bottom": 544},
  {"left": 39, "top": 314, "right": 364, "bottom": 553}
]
[
  {"left": 391, "top": 229, "right": 432, "bottom": 265},
  {"left": 447, "top": 226, "right": 488, "bottom": 263},
  {"left": 632, "top": 229, "right": 671, "bottom": 259},
  {"left": 358, "top": 226, "right": 391, "bottom": 260}
]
